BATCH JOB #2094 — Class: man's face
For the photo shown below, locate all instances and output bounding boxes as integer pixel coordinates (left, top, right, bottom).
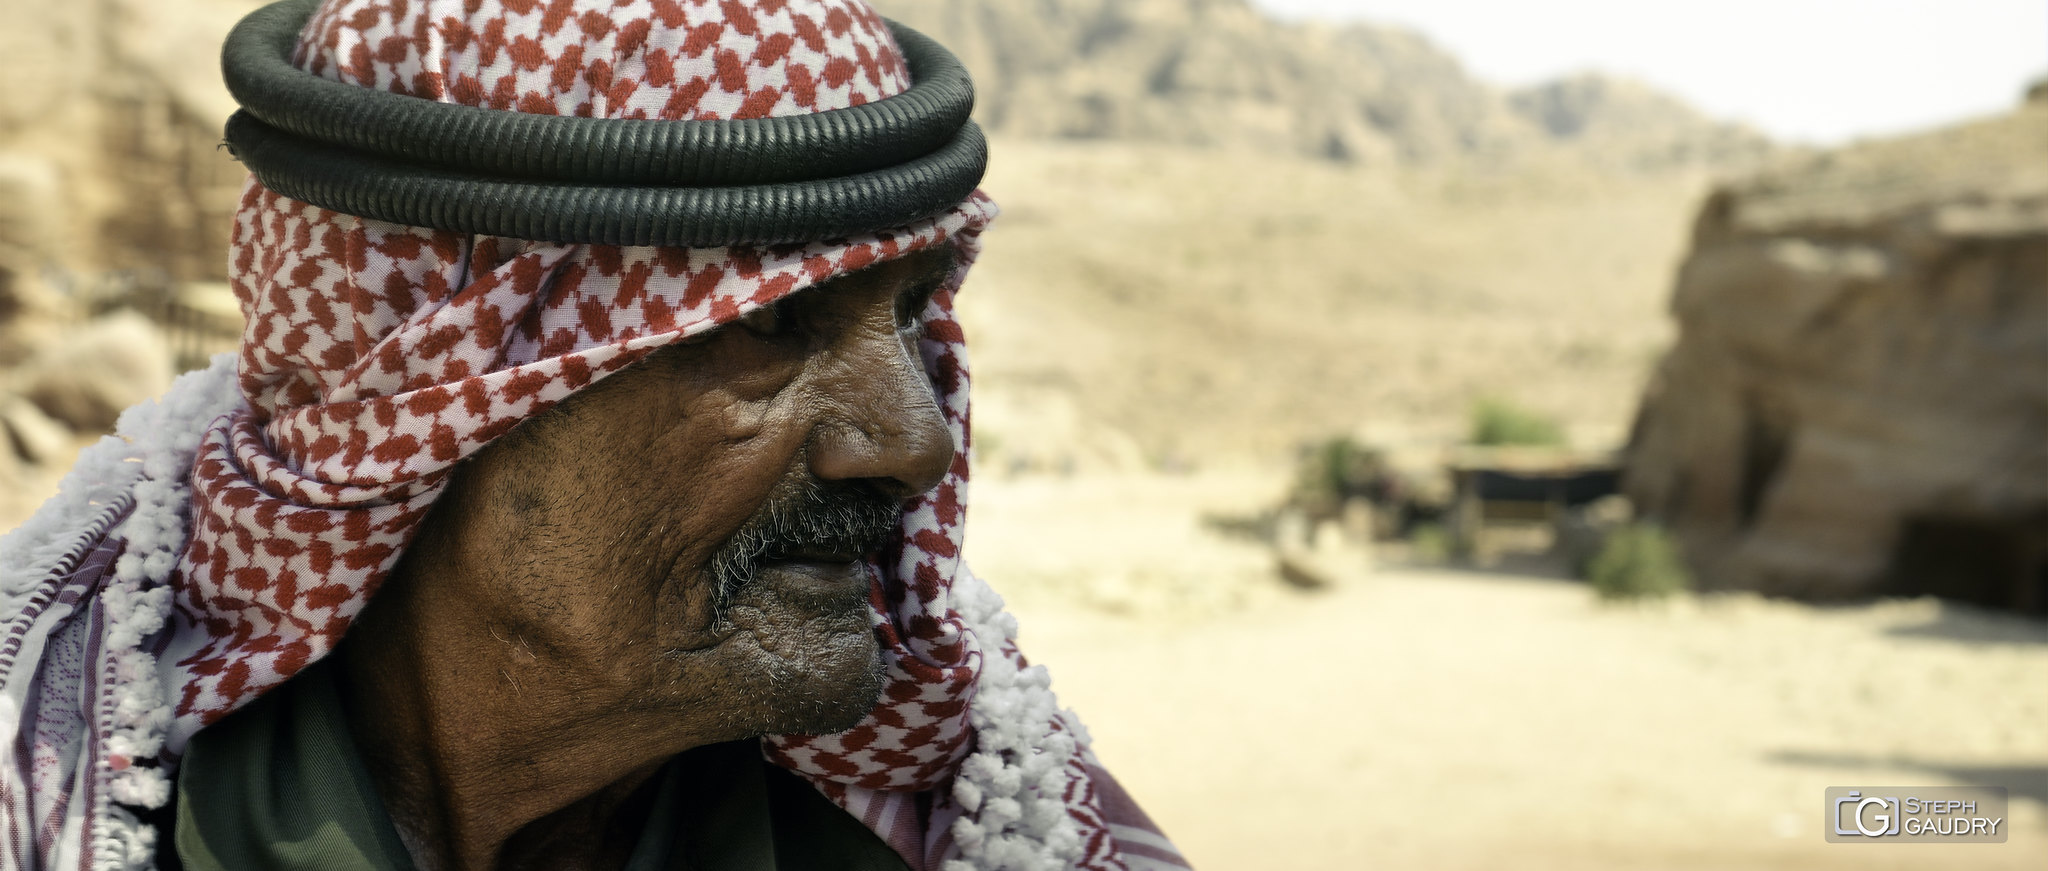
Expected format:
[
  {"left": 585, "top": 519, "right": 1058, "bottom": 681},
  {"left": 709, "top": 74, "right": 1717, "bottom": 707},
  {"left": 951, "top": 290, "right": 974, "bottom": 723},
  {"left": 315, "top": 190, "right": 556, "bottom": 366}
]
[{"left": 388, "top": 247, "right": 959, "bottom": 740}]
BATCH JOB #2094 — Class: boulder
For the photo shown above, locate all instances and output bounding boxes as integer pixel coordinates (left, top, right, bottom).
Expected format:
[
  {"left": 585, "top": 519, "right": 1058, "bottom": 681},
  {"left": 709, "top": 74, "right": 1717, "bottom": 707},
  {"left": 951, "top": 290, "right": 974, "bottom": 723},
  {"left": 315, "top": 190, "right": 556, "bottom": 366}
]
[
  {"left": 1625, "top": 104, "right": 2048, "bottom": 612},
  {"left": 0, "top": 152, "right": 68, "bottom": 366},
  {"left": 0, "top": 152, "right": 61, "bottom": 260},
  {"left": 14, "top": 311, "right": 173, "bottom": 433},
  {"left": 0, "top": 394, "right": 72, "bottom": 465},
  {"left": 0, "top": 422, "right": 21, "bottom": 499}
]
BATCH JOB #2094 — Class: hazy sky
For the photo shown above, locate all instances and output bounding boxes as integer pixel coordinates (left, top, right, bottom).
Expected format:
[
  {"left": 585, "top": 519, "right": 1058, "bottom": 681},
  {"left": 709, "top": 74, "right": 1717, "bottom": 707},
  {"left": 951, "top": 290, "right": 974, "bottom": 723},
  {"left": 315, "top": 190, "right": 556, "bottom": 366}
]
[{"left": 1251, "top": 0, "right": 2046, "bottom": 144}]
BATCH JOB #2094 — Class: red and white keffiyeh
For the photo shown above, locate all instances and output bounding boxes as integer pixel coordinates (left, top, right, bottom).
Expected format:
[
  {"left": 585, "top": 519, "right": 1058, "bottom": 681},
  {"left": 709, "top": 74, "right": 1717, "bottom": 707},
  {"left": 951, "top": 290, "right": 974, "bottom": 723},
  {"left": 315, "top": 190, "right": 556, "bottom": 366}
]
[{"left": 0, "top": 1, "right": 1189, "bottom": 869}]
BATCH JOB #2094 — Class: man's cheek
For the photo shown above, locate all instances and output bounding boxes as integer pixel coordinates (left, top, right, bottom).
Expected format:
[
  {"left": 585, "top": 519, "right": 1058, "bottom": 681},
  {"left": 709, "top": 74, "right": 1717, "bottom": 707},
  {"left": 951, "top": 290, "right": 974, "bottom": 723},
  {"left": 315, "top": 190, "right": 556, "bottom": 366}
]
[{"left": 663, "top": 389, "right": 810, "bottom": 501}]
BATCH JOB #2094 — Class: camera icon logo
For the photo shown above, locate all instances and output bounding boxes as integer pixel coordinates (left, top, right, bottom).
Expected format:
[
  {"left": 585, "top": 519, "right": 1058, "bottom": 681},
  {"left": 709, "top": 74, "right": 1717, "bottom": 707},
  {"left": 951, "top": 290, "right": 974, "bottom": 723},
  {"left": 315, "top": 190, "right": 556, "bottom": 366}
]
[
  {"left": 1824, "top": 785, "right": 2006, "bottom": 843},
  {"left": 1833, "top": 791, "right": 1901, "bottom": 837}
]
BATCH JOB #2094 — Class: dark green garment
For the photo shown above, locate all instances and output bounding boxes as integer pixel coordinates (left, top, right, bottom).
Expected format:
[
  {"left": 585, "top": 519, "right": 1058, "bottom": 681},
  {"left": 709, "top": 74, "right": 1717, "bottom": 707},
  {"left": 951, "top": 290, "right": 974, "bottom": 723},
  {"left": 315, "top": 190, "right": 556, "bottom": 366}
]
[{"left": 174, "top": 660, "right": 910, "bottom": 871}]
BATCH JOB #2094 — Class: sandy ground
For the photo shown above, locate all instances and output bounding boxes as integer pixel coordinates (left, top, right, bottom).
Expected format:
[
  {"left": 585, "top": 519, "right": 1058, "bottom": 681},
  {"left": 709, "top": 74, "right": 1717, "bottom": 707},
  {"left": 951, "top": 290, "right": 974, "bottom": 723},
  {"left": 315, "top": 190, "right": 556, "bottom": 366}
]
[{"left": 967, "top": 470, "right": 2048, "bottom": 870}]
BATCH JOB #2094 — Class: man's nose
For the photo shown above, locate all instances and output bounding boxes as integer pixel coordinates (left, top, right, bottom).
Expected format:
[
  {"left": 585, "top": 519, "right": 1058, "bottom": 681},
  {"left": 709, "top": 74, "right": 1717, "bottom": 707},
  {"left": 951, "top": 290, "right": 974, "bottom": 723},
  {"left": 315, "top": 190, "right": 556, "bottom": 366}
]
[{"left": 806, "top": 333, "right": 956, "bottom": 500}]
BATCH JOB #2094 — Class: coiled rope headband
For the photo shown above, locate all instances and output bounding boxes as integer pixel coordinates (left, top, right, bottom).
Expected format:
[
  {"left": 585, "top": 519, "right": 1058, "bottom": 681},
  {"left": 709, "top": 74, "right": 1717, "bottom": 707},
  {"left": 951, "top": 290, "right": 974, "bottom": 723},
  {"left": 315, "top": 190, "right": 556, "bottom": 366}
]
[{"left": 219, "top": 0, "right": 987, "bottom": 246}]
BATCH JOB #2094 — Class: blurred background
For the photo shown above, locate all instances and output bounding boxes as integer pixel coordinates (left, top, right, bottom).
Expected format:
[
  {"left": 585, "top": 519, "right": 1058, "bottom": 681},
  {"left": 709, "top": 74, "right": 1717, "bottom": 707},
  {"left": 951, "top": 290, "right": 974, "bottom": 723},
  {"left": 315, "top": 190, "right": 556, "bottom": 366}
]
[{"left": 0, "top": 0, "right": 2043, "bottom": 868}]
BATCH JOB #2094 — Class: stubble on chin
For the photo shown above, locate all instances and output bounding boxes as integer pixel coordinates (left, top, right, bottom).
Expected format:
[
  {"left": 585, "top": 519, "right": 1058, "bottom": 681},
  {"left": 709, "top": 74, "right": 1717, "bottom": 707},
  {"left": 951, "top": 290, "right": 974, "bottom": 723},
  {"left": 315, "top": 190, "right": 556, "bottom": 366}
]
[{"left": 716, "top": 575, "right": 888, "bottom": 736}]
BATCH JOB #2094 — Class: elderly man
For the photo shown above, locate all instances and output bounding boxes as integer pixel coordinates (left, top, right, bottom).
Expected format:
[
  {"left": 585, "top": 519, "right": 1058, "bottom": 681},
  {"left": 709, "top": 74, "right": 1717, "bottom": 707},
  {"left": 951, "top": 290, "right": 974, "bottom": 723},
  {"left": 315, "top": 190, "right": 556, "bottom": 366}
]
[{"left": 0, "top": 1, "right": 1186, "bottom": 869}]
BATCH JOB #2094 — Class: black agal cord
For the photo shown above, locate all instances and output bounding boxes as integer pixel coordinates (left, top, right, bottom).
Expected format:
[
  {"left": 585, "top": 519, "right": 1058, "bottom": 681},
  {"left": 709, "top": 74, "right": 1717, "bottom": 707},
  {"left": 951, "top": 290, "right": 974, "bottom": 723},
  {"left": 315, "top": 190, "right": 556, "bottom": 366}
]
[{"left": 220, "top": 0, "right": 987, "bottom": 246}]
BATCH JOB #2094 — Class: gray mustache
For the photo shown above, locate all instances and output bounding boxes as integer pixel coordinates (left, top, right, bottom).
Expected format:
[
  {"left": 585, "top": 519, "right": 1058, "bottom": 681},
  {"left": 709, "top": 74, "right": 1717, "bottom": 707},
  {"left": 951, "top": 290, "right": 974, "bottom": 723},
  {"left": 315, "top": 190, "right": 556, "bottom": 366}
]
[{"left": 707, "top": 479, "right": 902, "bottom": 609}]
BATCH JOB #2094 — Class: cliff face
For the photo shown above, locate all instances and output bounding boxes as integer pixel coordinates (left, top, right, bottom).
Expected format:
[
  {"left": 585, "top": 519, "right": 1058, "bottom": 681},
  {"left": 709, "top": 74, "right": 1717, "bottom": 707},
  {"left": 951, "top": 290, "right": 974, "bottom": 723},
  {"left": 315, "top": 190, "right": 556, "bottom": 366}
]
[
  {"left": 1625, "top": 101, "right": 2048, "bottom": 611},
  {"left": 872, "top": 0, "right": 1771, "bottom": 172}
]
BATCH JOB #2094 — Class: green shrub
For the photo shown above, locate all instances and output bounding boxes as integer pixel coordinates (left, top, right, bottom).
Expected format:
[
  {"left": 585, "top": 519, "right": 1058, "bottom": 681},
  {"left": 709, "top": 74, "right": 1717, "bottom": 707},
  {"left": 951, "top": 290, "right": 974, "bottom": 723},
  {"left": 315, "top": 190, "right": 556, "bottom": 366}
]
[
  {"left": 1469, "top": 397, "right": 1566, "bottom": 447},
  {"left": 1408, "top": 522, "right": 1453, "bottom": 564},
  {"left": 1289, "top": 435, "right": 1382, "bottom": 515},
  {"left": 1585, "top": 522, "right": 1690, "bottom": 600}
]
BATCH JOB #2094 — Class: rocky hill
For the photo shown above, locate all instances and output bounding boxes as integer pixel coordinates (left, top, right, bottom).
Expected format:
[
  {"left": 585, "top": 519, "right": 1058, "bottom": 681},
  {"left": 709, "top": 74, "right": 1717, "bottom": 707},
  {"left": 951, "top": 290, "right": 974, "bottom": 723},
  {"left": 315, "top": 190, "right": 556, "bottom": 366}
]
[
  {"left": 873, "top": 0, "right": 1773, "bottom": 172},
  {"left": 1506, "top": 73, "right": 1778, "bottom": 174}
]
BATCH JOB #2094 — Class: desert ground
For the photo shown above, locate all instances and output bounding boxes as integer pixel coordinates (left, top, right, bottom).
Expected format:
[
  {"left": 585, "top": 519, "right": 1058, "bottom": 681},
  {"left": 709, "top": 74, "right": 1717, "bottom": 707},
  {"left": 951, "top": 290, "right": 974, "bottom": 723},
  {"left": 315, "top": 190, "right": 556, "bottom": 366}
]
[{"left": 968, "top": 470, "right": 2048, "bottom": 870}]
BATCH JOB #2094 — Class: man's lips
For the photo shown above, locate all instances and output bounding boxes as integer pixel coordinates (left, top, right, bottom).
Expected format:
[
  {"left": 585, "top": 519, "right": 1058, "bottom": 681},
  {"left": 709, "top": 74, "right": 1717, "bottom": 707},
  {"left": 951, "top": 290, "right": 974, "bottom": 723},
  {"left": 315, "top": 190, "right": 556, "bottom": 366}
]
[{"left": 755, "top": 556, "right": 873, "bottom": 606}]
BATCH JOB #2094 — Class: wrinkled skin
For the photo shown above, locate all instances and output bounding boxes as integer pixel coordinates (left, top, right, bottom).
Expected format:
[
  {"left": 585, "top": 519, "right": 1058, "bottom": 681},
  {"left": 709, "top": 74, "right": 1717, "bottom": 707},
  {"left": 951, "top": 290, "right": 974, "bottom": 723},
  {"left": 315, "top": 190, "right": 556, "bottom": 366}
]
[{"left": 335, "top": 248, "right": 960, "bottom": 871}]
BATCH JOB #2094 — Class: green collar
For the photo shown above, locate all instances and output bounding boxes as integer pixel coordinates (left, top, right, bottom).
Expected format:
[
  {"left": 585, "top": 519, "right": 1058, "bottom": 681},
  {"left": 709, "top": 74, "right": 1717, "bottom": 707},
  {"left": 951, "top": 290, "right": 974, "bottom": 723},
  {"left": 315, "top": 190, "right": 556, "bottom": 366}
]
[
  {"left": 174, "top": 659, "right": 908, "bottom": 871},
  {"left": 175, "top": 658, "right": 421, "bottom": 870}
]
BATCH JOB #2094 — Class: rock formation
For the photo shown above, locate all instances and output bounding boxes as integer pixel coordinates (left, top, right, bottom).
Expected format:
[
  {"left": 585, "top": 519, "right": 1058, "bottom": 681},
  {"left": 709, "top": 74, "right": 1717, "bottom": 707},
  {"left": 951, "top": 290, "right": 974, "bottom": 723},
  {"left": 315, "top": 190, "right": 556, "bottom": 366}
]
[
  {"left": 874, "top": 0, "right": 1772, "bottom": 172},
  {"left": 1506, "top": 73, "right": 1779, "bottom": 174},
  {"left": 0, "top": 0, "right": 255, "bottom": 285},
  {"left": 0, "top": 306, "right": 176, "bottom": 524},
  {"left": 13, "top": 310, "right": 172, "bottom": 432},
  {"left": 1625, "top": 98, "right": 2048, "bottom": 612}
]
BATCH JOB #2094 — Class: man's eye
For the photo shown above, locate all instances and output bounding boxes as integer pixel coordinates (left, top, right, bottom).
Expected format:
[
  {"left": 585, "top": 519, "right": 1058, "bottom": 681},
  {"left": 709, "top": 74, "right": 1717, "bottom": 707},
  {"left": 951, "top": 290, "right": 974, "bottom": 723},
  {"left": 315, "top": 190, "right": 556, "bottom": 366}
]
[
  {"left": 736, "top": 299, "right": 790, "bottom": 336},
  {"left": 896, "top": 283, "right": 941, "bottom": 330}
]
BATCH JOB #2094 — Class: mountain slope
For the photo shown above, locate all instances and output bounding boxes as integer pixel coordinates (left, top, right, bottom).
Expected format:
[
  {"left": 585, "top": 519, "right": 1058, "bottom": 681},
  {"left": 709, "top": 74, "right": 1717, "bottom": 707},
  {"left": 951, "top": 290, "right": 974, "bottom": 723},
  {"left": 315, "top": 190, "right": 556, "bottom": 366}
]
[{"left": 874, "top": 0, "right": 1772, "bottom": 172}]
